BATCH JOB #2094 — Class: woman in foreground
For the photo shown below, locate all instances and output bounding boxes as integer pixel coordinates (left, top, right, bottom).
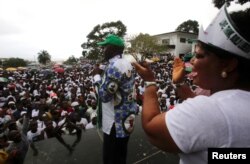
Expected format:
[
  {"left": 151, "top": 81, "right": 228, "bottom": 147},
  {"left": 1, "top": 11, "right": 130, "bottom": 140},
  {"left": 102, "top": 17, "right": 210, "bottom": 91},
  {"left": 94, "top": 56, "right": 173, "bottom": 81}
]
[{"left": 133, "top": 4, "right": 250, "bottom": 164}]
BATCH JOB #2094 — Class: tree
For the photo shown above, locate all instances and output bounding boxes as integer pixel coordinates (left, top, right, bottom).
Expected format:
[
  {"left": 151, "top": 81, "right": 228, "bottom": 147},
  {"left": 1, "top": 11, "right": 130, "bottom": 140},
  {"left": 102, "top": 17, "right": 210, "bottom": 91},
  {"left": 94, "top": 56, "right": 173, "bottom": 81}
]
[
  {"left": 63, "top": 55, "right": 78, "bottom": 65},
  {"left": 128, "top": 33, "right": 166, "bottom": 58},
  {"left": 37, "top": 50, "right": 51, "bottom": 65},
  {"left": 81, "top": 20, "right": 127, "bottom": 60},
  {"left": 82, "top": 50, "right": 87, "bottom": 58},
  {"left": 176, "top": 20, "right": 199, "bottom": 34},
  {"left": 212, "top": 0, "right": 250, "bottom": 9},
  {"left": 2, "top": 58, "right": 27, "bottom": 68}
]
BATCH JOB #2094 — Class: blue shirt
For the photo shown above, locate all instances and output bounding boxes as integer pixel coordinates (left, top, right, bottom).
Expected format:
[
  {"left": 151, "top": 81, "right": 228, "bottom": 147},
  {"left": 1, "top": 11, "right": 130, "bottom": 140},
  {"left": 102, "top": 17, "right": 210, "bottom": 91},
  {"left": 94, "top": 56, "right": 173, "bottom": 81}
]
[{"left": 98, "top": 55, "right": 136, "bottom": 138}]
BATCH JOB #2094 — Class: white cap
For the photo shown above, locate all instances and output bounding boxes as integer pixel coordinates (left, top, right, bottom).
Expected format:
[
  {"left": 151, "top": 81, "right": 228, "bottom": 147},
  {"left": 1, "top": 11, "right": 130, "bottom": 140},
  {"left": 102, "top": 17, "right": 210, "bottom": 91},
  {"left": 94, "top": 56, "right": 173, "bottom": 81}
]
[
  {"left": 162, "top": 94, "right": 167, "bottom": 98},
  {"left": 198, "top": 4, "right": 250, "bottom": 59},
  {"left": 71, "top": 102, "right": 79, "bottom": 107},
  {"left": 8, "top": 101, "right": 15, "bottom": 105},
  {"left": 21, "top": 111, "right": 27, "bottom": 116},
  {"left": 19, "top": 91, "right": 26, "bottom": 96}
]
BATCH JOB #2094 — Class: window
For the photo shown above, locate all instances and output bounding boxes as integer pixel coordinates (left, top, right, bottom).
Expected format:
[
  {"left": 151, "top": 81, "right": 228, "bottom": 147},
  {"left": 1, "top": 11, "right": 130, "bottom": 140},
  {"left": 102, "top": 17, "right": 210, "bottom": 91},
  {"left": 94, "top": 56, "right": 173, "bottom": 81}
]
[
  {"left": 162, "top": 39, "right": 170, "bottom": 45},
  {"left": 180, "top": 38, "right": 186, "bottom": 43}
]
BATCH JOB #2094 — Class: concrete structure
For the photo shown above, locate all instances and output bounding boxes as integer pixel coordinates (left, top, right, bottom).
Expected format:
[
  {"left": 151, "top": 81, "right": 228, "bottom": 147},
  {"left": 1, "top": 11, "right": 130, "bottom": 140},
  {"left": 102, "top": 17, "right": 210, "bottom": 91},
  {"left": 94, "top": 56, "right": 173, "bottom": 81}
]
[
  {"left": 24, "top": 116, "right": 179, "bottom": 164},
  {"left": 153, "top": 31, "right": 197, "bottom": 57}
]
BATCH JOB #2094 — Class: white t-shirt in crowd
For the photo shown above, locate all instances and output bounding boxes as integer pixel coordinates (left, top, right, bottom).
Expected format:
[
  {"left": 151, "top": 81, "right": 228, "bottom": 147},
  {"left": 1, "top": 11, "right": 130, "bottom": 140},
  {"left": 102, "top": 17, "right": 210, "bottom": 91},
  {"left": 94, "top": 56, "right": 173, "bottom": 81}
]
[
  {"left": 85, "top": 122, "right": 96, "bottom": 129},
  {"left": 76, "top": 118, "right": 88, "bottom": 128},
  {"left": 166, "top": 89, "right": 250, "bottom": 164},
  {"left": 27, "top": 129, "right": 42, "bottom": 142}
]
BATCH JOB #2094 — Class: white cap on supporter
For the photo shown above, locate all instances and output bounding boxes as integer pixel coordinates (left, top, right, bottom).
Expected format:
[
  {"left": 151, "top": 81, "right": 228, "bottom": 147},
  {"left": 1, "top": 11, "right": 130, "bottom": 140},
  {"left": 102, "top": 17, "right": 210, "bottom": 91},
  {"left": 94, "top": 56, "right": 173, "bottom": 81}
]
[
  {"left": 7, "top": 95, "right": 15, "bottom": 101},
  {"left": 20, "top": 97, "right": 26, "bottom": 101},
  {"left": 71, "top": 102, "right": 79, "bottom": 107},
  {"left": 170, "top": 94, "right": 176, "bottom": 99},
  {"left": 21, "top": 111, "right": 27, "bottom": 116},
  {"left": 34, "top": 93, "right": 40, "bottom": 97},
  {"left": 162, "top": 94, "right": 168, "bottom": 98},
  {"left": 19, "top": 91, "right": 26, "bottom": 96},
  {"left": 8, "top": 101, "right": 15, "bottom": 105},
  {"left": 198, "top": 3, "right": 250, "bottom": 59}
]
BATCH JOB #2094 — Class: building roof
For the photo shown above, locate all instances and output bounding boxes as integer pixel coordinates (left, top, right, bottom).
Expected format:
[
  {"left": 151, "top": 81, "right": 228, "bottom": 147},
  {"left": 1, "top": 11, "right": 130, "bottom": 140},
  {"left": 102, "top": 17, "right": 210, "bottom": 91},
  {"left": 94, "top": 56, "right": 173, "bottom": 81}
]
[{"left": 152, "top": 31, "right": 198, "bottom": 37}]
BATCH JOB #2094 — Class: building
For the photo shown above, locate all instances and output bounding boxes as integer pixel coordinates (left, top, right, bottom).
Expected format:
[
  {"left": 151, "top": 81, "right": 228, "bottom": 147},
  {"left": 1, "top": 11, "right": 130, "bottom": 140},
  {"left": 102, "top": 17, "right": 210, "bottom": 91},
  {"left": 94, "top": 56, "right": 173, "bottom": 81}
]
[{"left": 153, "top": 31, "right": 197, "bottom": 57}]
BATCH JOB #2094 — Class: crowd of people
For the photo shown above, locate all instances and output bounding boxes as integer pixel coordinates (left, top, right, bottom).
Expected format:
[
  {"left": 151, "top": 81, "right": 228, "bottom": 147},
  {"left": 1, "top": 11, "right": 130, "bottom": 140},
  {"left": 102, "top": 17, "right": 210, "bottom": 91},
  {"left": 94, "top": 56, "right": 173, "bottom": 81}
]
[
  {"left": 1, "top": 3, "right": 248, "bottom": 164},
  {"left": 0, "top": 52, "right": 193, "bottom": 163}
]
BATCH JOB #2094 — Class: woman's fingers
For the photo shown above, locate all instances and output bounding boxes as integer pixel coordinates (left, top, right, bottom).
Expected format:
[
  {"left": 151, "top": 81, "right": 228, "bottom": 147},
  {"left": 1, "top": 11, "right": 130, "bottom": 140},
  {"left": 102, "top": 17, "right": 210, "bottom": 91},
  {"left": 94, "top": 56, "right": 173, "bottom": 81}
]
[
  {"left": 132, "top": 62, "right": 155, "bottom": 81},
  {"left": 132, "top": 61, "right": 149, "bottom": 72}
]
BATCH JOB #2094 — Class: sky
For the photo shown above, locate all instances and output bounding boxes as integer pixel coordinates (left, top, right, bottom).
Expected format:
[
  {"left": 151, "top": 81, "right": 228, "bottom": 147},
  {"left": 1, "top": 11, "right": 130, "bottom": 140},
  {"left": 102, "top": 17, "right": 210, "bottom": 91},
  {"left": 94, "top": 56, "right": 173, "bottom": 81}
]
[{"left": 0, "top": 0, "right": 219, "bottom": 61}]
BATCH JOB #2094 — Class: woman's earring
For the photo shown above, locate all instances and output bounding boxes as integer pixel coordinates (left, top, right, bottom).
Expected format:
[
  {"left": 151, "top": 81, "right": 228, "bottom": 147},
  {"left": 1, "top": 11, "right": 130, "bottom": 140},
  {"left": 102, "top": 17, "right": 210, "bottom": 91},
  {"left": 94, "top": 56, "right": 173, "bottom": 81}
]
[{"left": 221, "top": 71, "right": 227, "bottom": 78}]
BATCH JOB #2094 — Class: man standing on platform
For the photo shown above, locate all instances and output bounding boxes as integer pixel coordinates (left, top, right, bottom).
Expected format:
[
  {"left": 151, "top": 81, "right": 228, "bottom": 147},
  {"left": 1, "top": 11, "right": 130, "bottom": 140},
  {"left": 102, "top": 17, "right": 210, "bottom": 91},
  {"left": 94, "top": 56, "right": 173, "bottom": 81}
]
[{"left": 92, "top": 34, "right": 136, "bottom": 164}]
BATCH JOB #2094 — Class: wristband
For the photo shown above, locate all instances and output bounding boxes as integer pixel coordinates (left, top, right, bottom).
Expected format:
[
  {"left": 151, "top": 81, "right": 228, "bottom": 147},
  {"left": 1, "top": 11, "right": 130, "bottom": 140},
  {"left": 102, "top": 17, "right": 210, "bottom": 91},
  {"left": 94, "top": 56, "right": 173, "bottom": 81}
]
[{"left": 144, "top": 81, "right": 157, "bottom": 88}]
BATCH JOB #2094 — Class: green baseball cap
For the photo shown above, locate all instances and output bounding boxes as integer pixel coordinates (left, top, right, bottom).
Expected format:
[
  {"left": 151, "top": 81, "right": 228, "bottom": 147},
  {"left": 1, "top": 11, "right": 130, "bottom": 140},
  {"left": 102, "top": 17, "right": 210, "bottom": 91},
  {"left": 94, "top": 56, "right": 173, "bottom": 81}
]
[{"left": 97, "top": 34, "right": 124, "bottom": 47}]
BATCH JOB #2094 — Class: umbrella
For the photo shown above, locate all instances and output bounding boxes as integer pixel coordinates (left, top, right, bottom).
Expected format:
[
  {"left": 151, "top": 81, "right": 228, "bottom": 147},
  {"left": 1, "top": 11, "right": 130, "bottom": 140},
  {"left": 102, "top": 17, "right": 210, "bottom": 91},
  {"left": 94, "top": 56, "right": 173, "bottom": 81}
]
[
  {"left": 17, "top": 67, "right": 27, "bottom": 70},
  {"left": 151, "top": 57, "right": 160, "bottom": 62},
  {"left": 54, "top": 67, "right": 64, "bottom": 73},
  {"left": 0, "top": 77, "right": 8, "bottom": 83},
  {"left": 6, "top": 67, "right": 17, "bottom": 71},
  {"left": 39, "top": 69, "right": 53, "bottom": 78}
]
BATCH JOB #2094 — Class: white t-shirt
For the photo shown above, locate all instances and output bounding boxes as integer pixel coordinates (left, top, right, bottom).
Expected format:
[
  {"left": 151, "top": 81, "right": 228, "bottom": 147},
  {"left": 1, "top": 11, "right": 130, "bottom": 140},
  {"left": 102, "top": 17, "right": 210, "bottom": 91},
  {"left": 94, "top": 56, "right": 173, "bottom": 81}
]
[
  {"left": 27, "top": 129, "right": 42, "bottom": 142},
  {"left": 76, "top": 118, "right": 88, "bottom": 128},
  {"left": 86, "top": 107, "right": 94, "bottom": 117},
  {"left": 85, "top": 122, "right": 96, "bottom": 129},
  {"left": 31, "top": 109, "right": 39, "bottom": 118},
  {"left": 166, "top": 89, "right": 250, "bottom": 164}
]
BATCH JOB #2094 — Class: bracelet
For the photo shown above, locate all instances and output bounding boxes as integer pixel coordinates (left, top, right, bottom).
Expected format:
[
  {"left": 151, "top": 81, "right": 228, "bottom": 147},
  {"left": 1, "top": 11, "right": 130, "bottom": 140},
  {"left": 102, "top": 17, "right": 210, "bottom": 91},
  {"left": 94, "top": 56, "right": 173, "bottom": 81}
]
[
  {"left": 174, "top": 82, "right": 186, "bottom": 88},
  {"left": 144, "top": 81, "right": 157, "bottom": 88}
]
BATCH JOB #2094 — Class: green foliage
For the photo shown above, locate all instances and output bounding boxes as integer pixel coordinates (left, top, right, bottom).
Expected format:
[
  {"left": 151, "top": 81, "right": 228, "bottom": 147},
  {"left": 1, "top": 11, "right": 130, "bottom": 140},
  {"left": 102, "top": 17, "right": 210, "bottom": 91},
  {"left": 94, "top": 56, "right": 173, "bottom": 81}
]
[
  {"left": 176, "top": 20, "right": 199, "bottom": 34},
  {"left": 128, "top": 33, "right": 166, "bottom": 57},
  {"left": 81, "top": 20, "right": 127, "bottom": 60},
  {"left": 2, "top": 58, "right": 27, "bottom": 68},
  {"left": 212, "top": 0, "right": 249, "bottom": 9},
  {"left": 63, "top": 55, "right": 78, "bottom": 65},
  {"left": 82, "top": 50, "right": 87, "bottom": 58},
  {"left": 37, "top": 50, "right": 51, "bottom": 65}
]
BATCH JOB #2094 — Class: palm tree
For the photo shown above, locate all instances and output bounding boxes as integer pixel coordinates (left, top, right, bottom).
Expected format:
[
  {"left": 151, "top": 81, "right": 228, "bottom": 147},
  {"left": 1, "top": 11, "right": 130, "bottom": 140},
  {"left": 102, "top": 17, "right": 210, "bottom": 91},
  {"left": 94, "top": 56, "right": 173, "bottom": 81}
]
[{"left": 37, "top": 50, "right": 51, "bottom": 65}]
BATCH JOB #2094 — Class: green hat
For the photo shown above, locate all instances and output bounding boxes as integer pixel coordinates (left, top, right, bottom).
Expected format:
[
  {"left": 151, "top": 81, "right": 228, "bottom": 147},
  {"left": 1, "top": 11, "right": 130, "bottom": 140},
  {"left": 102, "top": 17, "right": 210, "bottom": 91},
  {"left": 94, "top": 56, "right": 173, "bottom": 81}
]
[{"left": 97, "top": 34, "right": 124, "bottom": 47}]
